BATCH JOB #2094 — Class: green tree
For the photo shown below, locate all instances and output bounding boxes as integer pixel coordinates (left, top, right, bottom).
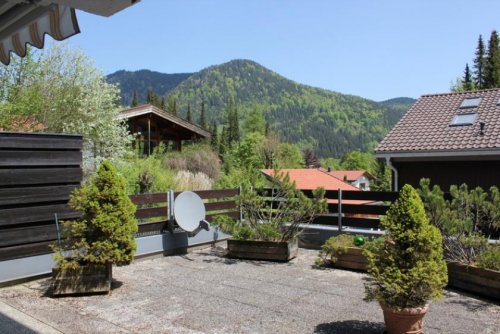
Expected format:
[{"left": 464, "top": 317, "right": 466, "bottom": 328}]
[
  {"left": 53, "top": 161, "right": 138, "bottom": 270},
  {"left": 364, "top": 184, "right": 448, "bottom": 309},
  {"left": 340, "top": 151, "right": 376, "bottom": 171},
  {"left": 462, "top": 63, "right": 474, "bottom": 91},
  {"left": 199, "top": 99, "right": 208, "bottom": 129},
  {"left": 303, "top": 148, "right": 319, "bottom": 167},
  {"left": 210, "top": 121, "right": 218, "bottom": 151},
  {"left": 474, "top": 35, "right": 486, "bottom": 89},
  {"left": 0, "top": 45, "right": 132, "bottom": 176},
  {"left": 277, "top": 143, "right": 303, "bottom": 168},
  {"left": 167, "top": 95, "right": 177, "bottom": 115},
  {"left": 160, "top": 97, "right": 166, "bottom": 111},
  {"left": 484, "top": 30, "right": 500, "bottom": 88},
  {"left": 131, "top": 90, "right": 139, "bottom": 107},
  {"left": 243, "top": 105, "right": 266, "bottom": 135},
  {"left": 186, "top": 103, "right": 192, "bottom": 122}
]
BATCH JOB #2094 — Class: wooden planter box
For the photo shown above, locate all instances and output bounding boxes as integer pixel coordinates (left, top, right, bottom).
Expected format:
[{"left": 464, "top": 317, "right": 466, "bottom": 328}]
[
  {"left": 52, "top": 263, "right": 112, "bottom": 296},
  {"left": 447, "top": 262, "right": 500, "bottom": 300},
  {"left": 227, "top": 239, "right": 298, "bottom": 261},
  {"left": 331, "top": 247, "right": 368, "bottom": 271}
]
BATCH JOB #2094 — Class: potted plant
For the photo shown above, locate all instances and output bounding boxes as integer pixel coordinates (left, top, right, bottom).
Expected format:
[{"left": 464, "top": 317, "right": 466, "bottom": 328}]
[
  {"left": 364, "top": 184, "right": 448, "bottom": 334},
  {"left": 316, "top": 234, "right": 383, "bottom": 271},
  {"left": 218, "top": 171, "right": 326, "bottom": 261},
  {"left": 51, "top": 161, "right": 138, "bottom": 295}
]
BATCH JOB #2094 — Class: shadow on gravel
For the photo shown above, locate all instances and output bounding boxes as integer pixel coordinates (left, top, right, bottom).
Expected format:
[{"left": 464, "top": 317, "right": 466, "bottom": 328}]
[{"left": 314, "top": 320, "right": 385, "bottom": 334}]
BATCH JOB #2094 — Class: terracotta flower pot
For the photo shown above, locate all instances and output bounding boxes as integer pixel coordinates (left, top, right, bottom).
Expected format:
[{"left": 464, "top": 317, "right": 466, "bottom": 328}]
[{"left": 381, "top": 303, "right": 428, "bottom": 334}]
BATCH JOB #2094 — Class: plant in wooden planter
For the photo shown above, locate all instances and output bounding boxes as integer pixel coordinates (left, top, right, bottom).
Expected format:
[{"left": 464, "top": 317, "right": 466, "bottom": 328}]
[
  {"left": 364, "top": 184, "right": 448, "bottom": 334},
  {"left": 218, "top": 171, "right": 326, "bottom": 261},
  {"left": 51, "top": 161, "right": 138, "bottom": 295},
  {"left": 418, "top": 179, "right": 500, "bottom": 300},
  {"left": 316, "top": 234, "right": 383, "bottom": 271}
]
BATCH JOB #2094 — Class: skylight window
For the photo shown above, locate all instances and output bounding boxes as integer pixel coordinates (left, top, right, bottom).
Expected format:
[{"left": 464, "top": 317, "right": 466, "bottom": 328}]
[
  {"left": 450, "top": 113, "right": 477, "bottom": 126},
  {"left": 460, "top": 97, "right": 481, "bottom": 108}
]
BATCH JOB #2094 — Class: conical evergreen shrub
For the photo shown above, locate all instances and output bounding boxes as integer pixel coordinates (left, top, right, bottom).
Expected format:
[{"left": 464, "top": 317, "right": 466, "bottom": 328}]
[
  {"left": 53, "top": 161, "right": 138, "bottom": 270},
  {"left": 364, "top": 184, "right": 448, "bottom": 309}
]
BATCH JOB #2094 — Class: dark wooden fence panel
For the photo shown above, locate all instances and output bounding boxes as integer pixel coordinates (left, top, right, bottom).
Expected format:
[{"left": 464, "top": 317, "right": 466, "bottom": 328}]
[{"left": 0, "top": 132, "right": 83, "bottom": 261}]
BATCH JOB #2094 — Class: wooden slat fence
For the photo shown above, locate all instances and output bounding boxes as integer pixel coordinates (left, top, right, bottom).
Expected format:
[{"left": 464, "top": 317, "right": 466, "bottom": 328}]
[
  {"left": 0, "top": 132, "right": 83, "bottom": 261},
  {"left": 131, "top": 188, "right": 240, "bottom": 237}
]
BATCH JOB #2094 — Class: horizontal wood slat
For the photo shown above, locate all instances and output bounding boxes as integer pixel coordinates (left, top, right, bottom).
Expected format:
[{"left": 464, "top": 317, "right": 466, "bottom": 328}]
[
  {"left": 0, "top": 185, "right": 77, "bottom": 206},
  {"left": 0, "top": 151, "right": 82, "bottom": 167},
  {"left": 0, "top": 132, "right": 82, "bottom": 150},
  {"left": 130, "top": 193, "right": 167, "bottom": 205},
  {"left": 0, "top": 168, "right": 82, "bottom": 186},
  {"left": 0, "top": 240, "right": 53, "bottom": 261},
  {"left": 0, "top": 224, "right": 59, "bottom": 247},
  {"left": 205, "top": 200, "right": 237, "bottom": 211},
  {"left": 342, "top": 217, "right": 381, "bottom": 229},
  {"left": 174, "top": 189, "right": 239, "bottom": 199},
  {"left": 0, "top": 204, "right": 80, "bottom": 227},
  {"left": 135, "top": 206, "right": 169, "bottom": 219}
]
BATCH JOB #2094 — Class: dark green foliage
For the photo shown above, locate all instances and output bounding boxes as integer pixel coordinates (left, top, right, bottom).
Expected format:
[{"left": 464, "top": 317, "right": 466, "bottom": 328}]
[
  {"left": 303, "top": 148, "right": 319, "bottom": 167},
  {"left": 216, "top": 172, "right": 326, "bottom": 242},
  {"left": 131, "top": 90, "right": 139, "bottom": 107},
  {"left": 462, "top": 63, "right": 473, "bottom": 91},
  {"left": 186, "top": 103, "right": 192, "bottom": 122},
  {"left": 485, "top": 30, "right": 500, "bottom": 88},
  {"left": 52, "top": 162, "right": 138, "bottom": 270},
  {"left": 167, "top": 95, "right": 177, "bottom": 115},
  {"left": 199, "top": 100, "right": 208, "bottom": 129},
  {"left": 111, "top": 60, "right": 413, "bottom": 157},
  {"left": 106, "top": 70, "right": 192, "bottom": 106},
  {"left": 364, "top": 184, "right": 448, "bottom": 309},
  {"left": 474, "top": 35, "right": 486, "bottom": 89},
  {"left": 210, "top": 121, "right": 218, "bottom": 150}
]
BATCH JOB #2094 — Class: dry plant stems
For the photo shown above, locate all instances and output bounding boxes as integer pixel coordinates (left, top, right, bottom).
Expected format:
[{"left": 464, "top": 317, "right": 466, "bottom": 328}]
[{"left": 239, "top": 170, "right": 327, "bottom": 242}]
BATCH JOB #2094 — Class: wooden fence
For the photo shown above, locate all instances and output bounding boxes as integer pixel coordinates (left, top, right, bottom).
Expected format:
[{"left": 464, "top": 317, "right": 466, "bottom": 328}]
[
  {"left": 0, "top": 132, "right": 83, "bottom": 261},
  {"left": 130, "top": 188, "right": 240, "bottom": 236}
]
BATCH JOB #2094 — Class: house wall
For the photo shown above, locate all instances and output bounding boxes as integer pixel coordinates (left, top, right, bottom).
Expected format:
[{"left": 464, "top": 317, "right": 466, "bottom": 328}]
[
  {"left": 393, "top": 159, "right": 500, "bottom": 191},
  {"left": 352, "top": 175, "right": 370, "bottom": 191}
]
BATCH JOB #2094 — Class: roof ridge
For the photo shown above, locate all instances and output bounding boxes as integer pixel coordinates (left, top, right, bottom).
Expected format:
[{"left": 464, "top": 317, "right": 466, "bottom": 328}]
[
  {"left": 317, "top": 168, "right": 357, "bottom": 187},
  {"left": 421, "top": 88, "right": 500, "bottom": 98}
]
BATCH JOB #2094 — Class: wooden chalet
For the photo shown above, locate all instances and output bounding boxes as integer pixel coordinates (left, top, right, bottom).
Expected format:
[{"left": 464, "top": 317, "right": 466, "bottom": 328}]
[{"left": 118, "top": 104, "right": 211, "bottom": 156}]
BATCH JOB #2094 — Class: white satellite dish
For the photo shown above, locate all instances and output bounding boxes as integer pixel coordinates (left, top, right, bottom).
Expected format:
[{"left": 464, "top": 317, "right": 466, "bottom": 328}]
[{"left": 173, "top": 191, "right": 210, "bottom": 233}]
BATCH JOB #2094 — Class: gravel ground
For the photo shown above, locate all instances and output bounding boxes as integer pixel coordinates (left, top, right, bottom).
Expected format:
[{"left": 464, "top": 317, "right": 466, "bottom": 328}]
[{"left": 0, "top": 247, "right": 499, "bottom": 334}]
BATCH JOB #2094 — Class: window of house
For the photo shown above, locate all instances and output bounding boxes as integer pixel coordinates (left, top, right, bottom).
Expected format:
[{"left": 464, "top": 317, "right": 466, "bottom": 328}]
[
  {"left": 459, "top": 97, "right": 481, "bottom": 108},
  {"left": 450, "top": 113, "right": 477, "bottom": 126},
  {"left": 359, "top": 183, "right": 366, "bottom": 190}
]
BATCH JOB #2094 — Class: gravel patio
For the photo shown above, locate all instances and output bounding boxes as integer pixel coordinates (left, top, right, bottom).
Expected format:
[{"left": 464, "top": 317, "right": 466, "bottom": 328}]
[{"left": 0, "top": 247, "right": 498, "bottom": 334}]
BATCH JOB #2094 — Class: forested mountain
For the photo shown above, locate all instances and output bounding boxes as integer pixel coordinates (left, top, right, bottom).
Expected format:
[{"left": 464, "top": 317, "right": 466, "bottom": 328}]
[
  {"left": 107, "top": 70, "right": 192, "bottom": 105},
  {"left": 107, "top": 60, "right": 414, "bottom": 157}
]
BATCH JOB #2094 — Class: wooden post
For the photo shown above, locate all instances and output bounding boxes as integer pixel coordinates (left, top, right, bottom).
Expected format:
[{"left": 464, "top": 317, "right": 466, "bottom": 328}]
[
  {"left": 147, "top": 117, "right": 151, "bottom": 156},
  {"left": 338, "top": 188, "right": 342, "bottom": 231}
]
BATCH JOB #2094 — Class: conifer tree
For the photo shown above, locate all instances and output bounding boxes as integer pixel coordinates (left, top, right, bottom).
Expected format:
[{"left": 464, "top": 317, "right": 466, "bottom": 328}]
[
  {"left": 210, "top": 121, "right": 218, "bottom": 151},
  {"left": 160, "top": 97, "right": 166, "bottom": 111},
  {"left": 146, "top": 89, "right": 153, "bottom": 104},
  {"left": 219, "top": 125, "right": 228, "bottom": 155},
  {"left": 186, "top": 103, "right": 192, "bottom": 122},
  {"left": 473, "top": 35, "right": 486, "bottom": 89},
  {"left": 166, "top": 95, "right": 177, "bottom": 115},
  {"left": 131, "top": 90, "right": 139, "bottom": 107},
  {"left": 199, "top": 100, "right": 208, "bottom": 129},
  {"left": 462, "top": 63, "right": 473, "bottom": 91},
  {"left": 484, "top": 30, "right": 500, "bottom": 88}
]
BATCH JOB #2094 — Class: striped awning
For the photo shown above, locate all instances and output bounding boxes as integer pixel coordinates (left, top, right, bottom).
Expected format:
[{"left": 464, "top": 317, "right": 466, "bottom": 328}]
[{"left": 0, "top": 3, "right": 80, "bottom": 65}]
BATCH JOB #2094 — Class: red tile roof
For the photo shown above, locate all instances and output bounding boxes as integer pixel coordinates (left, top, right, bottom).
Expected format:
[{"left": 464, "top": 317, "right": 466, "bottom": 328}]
[
  {"left": 261, "top": 169, "right": 370, "bottom": 204},
  {"left": 322, "top": 169, "right": 369, "bottom": 182},
  {"left": 375, "top": 88, "right": 500, "bottom": 154}
]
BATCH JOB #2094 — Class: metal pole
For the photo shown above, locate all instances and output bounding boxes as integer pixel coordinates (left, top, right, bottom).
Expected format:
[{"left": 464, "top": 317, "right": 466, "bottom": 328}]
[
  {"left": 239, "top": 186, "right": 243, "bottom": 222},
  {"left": 148, "top": 117, "right": 151, "bottom": 156},
  {"left": 338, "top": 188, "right": 342, "bottom": 231}
]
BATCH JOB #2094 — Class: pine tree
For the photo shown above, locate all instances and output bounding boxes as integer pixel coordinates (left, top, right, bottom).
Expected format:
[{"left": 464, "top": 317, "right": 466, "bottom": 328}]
[
  {"left": 226, "top": 98, "right": 240, "bottom": 145},
  {"left": 160, "top": 97, "right": 166, "bottom": 111},
  {"left": 199, "top": 100, "right": 208, "bottom": 129},
  {"left": 219, "top": 125, "right": 228, "bottom": 155},
  {"left": 210, "top": 121, "right": 218, "bottom": 151},
  {"left": 131, "top": 90, "right": 139, "bottom": 107},
  {"left": 484, "top": 30, "right": 500, "bottom": 89},
  {"left": 186, "top": 103, "right": 192, "bottom": 122},
  {"left": 462, "top": 63, "right": 473, "bottom": 91},
  {"left": 167, "top": 95, "right": 177, "bottom": 115},
  {"left": 146, "top": 89, "right": 154, "bottom": 104},
  {"left": 473, "top": 35, "right": 486, "bottom": 89}
]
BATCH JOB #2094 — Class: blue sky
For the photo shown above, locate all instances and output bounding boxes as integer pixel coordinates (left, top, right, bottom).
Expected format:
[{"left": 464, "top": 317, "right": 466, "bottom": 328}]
[{"left": 66, "top": 0, "right": 500, "bottom": 101}]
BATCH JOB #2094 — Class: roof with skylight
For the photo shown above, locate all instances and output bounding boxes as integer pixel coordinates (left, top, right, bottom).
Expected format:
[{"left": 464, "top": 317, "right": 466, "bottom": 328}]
[
  {"left": 450, "top": 113, "right": 477, "bottom": 126},
  {"left": 460, "top": 97, "right": 482, "bottom": 108}
]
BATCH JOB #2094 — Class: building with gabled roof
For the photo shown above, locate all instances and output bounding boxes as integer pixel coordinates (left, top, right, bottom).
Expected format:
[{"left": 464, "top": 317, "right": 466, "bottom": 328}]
[
  {"left": 321, "top": 168, "right": 373, "bottom": 190},
  {"left": 119, "top": 104, "right": 210, "bottom": 156},
  {"left": 375, "top": 88, "right": 500, "bottom": 191}
]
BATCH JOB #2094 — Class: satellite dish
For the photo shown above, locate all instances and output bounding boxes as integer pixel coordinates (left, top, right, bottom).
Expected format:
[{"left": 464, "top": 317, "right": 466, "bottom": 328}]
[{"left": 173, "top": 191, "right": 209, "bottom": 233}]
